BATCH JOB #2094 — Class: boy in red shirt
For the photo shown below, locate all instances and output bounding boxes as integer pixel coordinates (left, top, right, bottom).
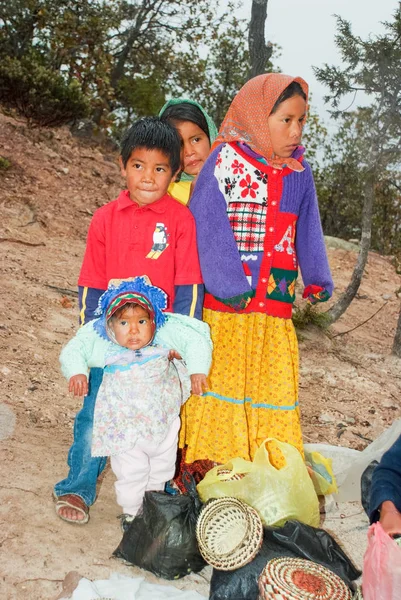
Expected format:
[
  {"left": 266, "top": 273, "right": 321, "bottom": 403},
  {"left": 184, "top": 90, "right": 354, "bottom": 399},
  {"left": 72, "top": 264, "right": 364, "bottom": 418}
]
[{"left": 54, "top": 117, "right": 203, "bottom": 524}]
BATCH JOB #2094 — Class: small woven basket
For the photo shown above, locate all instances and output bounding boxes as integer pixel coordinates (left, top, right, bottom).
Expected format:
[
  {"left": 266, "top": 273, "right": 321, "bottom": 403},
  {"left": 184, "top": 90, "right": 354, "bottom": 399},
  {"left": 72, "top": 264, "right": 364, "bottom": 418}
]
[
  {"left": 216, "top": 467, "right": 245, "bottom": 481},
  {"left": 196, "top": 497, "right": 263, "bottom": 570},
  {"left": 258, "top": 557, "right": 353, "bottom": 599}
]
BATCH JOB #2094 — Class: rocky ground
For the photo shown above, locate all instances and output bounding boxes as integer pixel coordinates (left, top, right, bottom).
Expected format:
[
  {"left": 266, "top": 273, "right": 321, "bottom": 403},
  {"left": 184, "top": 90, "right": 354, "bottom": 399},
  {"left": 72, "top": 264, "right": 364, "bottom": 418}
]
[{"left": 0, "top": 111, "right": 400, "bottom": 599}]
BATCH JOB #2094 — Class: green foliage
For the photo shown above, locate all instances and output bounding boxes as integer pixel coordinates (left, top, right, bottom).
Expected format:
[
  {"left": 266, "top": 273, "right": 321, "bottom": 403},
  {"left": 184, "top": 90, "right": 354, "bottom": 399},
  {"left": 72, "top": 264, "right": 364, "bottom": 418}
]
[
  {"left": 314, "top": 9, "right": 401, "bottom": 171},
  {"left": 0, "top": 156, "right": 10, "bottom": 170},
  {"left": 0, "top": 55, "right": 89, "bottom": 127},
  {"left": 292, "top": 304, "right": 332, "bottom": 331},
  {"left": 192, "top": 16, "right": 278, "bottom": 126},
  {"left": 302, "top": 99, "right": 328, "bottom": 171},
  {"left": 0, "top": 0, "right": 276, "bottom": 131},
  {"left": 312, "top": 6, "right": 401, "bottom": 256}
]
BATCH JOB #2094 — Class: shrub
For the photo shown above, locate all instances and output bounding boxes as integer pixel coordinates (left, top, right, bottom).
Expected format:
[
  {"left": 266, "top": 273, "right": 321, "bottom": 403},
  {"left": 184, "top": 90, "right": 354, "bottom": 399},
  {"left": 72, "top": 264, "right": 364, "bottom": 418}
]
[
  {"left": 292, "top": 303, "right": 332, "bottom": 331},
  {"left": 0, "top": 56, "right": 89, "bottom": 127},
  {"left": 0, "top": 157, "right": 11, "bottom": 170}
]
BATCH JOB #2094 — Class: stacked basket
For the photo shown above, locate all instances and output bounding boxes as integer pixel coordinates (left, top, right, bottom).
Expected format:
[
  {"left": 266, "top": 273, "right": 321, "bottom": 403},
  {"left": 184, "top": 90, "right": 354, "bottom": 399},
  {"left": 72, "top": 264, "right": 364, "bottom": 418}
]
[
  {"left": 258, "top": 557, "right": 353, "bottom": 600},
  {"left": 196, "top": 497, "right": 263, "bottom": 571}
]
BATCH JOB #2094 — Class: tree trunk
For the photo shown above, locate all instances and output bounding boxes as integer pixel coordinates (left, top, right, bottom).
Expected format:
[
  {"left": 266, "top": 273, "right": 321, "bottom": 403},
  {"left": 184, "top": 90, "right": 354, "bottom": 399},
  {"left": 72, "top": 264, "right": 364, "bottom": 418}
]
[
  {"left": 393, "top": 305, "right": 401, "bottom": 357},
  {"left": 247, "top": 0, "right": 272, "bottom": 80},
  {"left": 326, "top": 173, "right": 375, "bottom": 323}
]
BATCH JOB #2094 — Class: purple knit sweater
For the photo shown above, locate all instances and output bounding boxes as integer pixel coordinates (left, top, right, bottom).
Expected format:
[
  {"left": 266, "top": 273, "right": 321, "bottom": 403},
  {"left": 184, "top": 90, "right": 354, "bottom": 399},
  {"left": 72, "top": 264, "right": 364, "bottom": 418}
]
[{"left": 190, "top": 143, "right": 333, "bottom": 304}]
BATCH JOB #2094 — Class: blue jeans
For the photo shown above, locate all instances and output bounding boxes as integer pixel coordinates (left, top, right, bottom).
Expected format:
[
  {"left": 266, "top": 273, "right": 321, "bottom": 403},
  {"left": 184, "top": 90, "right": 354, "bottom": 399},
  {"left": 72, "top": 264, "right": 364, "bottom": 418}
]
[{"left": 54, "top": 368, "right": 107, "bottom": 506}]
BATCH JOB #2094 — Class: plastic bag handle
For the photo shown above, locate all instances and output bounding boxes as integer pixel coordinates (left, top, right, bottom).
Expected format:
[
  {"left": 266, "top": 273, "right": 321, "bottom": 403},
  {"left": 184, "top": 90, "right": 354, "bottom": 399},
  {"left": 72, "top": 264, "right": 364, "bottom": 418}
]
[{"left": 253, "top": 437, "right": 303, "bottom": 470}]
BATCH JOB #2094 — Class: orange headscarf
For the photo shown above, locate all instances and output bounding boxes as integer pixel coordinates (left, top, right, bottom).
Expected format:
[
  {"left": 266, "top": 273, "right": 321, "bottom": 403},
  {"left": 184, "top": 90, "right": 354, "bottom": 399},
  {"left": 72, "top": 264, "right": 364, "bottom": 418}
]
[{"left": 212, "top": 73, "right": 308, "bottom": 172}]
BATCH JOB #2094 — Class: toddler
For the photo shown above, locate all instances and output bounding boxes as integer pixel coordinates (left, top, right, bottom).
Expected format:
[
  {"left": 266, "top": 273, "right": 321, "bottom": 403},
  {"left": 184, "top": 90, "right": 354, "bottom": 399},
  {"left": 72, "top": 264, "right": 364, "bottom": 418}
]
[{"left": 60, "top": 276, "right": 212, "bottom": 530}]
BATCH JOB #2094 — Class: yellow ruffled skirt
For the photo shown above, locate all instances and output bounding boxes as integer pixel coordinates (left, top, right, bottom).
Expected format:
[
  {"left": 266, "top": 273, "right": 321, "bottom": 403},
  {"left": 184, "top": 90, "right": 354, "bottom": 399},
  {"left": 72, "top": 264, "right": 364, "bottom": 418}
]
[{"left": 179, "top": 308, "right": 303, "bottom": 468}]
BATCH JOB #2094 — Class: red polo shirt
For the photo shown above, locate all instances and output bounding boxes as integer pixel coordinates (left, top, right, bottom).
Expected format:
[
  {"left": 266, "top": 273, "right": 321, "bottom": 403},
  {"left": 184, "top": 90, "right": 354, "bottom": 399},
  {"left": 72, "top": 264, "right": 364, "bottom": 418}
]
[{"left": 78, "top": 190, "right": 202, "bottom": 311}]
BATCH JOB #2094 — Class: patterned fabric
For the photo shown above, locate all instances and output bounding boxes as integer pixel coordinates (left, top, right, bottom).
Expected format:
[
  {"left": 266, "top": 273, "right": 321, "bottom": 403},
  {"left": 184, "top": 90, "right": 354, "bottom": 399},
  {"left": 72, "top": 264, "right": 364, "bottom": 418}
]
[
  {"left": 173, "top": 447, "right": 216, "bottom": 494},
  {"left": 302, "top": 284, "right": 330, "bottom": 305},
  {"left": 190, "top": 145, "right": 334, "bottom": 313},
  {"left": 268, "top": 268, "right": 298, "bottom": 303},
  {"left": 179, "top": 308, "right": 303, "bottom": 468},
  {"left": 216, "top": 143, "right": 267, "bottom": 252},
  {"left": 213, "top": 143, "right": 300, "bottom": 311},
  {"left": 92, "top": 345, "right": 191, "bottom": 457},
  {"left": 212, "top": 73, "right": 308, "bottom": 173}
]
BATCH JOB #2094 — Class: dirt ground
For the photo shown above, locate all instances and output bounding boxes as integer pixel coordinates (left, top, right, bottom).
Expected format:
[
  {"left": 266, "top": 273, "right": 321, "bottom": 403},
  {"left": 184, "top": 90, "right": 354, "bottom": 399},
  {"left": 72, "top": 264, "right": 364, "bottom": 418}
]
[{"left": 1, "top": 111, "right": 401, "bottom": 599}]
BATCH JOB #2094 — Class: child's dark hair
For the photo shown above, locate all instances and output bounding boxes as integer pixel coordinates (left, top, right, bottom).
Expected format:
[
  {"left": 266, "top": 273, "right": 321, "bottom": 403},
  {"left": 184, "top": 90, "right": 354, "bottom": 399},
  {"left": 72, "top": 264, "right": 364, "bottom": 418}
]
[
  {"left": 110, "top": 302, "right": 150, "bottom": 321},
  {"left": 161, "top": 103, "right": 210, "bottom": 141},
  {"left": 120, "top": 116, "right": 181, "bottom": 173},
  {"left": 270, "top": 82, "right": 307, "bottom": 115}
]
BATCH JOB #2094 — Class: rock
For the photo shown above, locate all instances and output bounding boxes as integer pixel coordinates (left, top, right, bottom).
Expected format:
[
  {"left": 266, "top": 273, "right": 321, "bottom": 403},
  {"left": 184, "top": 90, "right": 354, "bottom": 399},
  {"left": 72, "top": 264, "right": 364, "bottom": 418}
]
[
  {"left": 324, "top": 373, "right": 337, "bottom": 386},
  {"left": 382, "top": 399, "right": 398, "bottom": 409},
  {"left": 55, "top": 570, "right": 82, "bottom": 600},
  {"left": 61, "top": 167, "right": 69, "bottom": 175},
  {"left": 324, "top": 236, "right": 359, "bottom": 251},
  {"left": 344, "top": 416, "right": 356, "bottom": 424},
  {"left": 1, "top": 366, "right": 11, "bottom": 375},
  {"left": 0, "top": 403, "right": 16, "bottom": 440},
  {"left": 382, "top": 294, "right": 393, "bottom": 300},
  {"left": 319, "top": 413, "right": 336, "bottom": 424}
]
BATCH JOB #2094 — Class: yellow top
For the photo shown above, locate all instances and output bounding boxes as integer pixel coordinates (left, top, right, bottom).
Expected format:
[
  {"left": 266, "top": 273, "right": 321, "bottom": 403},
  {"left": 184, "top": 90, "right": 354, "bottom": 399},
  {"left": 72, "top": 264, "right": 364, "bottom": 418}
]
[{"left": 168, "top": 180, "right": 191, "bottom": 206}]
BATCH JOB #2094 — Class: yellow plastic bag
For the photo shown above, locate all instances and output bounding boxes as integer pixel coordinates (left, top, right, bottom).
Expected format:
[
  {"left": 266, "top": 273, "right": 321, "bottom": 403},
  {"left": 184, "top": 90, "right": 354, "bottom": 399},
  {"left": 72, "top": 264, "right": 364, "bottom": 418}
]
[
  {"left": 197, "top": 438, "right": 320, "bottom": 527},
  {"left": 304, "top": 450, "right": 338, "bottom": 496}
]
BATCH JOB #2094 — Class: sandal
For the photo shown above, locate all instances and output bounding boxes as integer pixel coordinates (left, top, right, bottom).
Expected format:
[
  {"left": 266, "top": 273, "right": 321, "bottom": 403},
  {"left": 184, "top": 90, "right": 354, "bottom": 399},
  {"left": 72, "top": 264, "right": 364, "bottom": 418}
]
[{"left": 54, "top": 493, "right": 90, "bottom": 525}]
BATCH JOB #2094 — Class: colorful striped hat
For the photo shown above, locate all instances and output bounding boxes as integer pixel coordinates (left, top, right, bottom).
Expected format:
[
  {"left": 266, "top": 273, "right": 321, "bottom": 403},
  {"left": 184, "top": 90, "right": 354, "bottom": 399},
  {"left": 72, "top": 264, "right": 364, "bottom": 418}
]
[{"left": 93, "top": 276, "right": 167, "bottom": 341}]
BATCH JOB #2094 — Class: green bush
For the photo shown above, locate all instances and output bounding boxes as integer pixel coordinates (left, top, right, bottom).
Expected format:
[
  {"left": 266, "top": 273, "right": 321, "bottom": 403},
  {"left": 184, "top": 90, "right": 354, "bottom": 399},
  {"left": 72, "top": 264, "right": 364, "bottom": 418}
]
[
  {"left": 292, "top": 303, "right": 332, "bottom": 331},
  {"left": 0, "top": 56, "right": 89, "bottom": 127},
  {"left": 0, "top": 156, "right": 11, "bottom": 170}
]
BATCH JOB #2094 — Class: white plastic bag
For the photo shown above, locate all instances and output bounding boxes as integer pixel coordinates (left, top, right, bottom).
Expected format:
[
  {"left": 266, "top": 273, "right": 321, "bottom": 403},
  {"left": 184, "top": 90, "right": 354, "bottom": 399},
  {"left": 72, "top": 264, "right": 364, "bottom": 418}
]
[{"left": 305, "top": 419, "right": 401, "bottom": 503}]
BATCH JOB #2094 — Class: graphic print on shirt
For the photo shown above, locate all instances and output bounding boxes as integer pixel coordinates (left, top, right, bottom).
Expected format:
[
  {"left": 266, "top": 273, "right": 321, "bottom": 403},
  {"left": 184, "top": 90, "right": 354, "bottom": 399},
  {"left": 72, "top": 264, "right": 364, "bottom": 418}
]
[
  {"left": 266, "top": 215, "right": 299, "bottom": 304},
  {"left": 146, "top": 222, "right": 169, "bottom": 259},
  {"left": 215, "top": 144, "right": 268, "bottom": 253},
  {"left": 274, "top": 221, "right": 297, "bottom": 269}
]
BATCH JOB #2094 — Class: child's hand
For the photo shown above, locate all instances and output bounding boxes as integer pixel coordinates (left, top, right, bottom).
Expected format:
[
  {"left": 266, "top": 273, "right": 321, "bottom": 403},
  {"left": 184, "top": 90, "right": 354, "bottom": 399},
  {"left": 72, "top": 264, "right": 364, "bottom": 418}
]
[
  {"left": 190, "top": 373, "right": 208, "bottom": 396},
  {"left": 168, "top": 349, "right": 182, "bottom": 361},
  {"left": 68, "top": 374, "right": 88, "bottom": 397}
]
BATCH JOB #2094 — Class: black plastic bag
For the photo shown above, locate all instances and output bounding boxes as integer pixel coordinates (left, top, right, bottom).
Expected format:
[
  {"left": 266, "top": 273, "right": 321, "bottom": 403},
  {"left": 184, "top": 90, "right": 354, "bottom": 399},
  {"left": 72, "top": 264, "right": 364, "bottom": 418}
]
[
  {"left": 360, "top": 459, "right": 379, "bottom": 517},
  {"left": 210, "top": 520, "right": 361, "bottom": 600},
  {"left": 113, "top": 473, "right": 206, "bottom": 580}
]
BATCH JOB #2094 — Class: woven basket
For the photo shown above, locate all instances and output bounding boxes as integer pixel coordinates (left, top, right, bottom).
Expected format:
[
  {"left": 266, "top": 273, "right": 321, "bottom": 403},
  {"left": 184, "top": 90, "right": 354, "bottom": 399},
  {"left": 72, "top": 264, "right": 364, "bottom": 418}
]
[
  {"left": 216, "top": 467, "right": 245, "bottom": 481},
  {"left": 258, "top": 557, "right": 353, "bottom": 599},
  {"left": 196, "top": 497, "right": 263, "bottom": 570}
]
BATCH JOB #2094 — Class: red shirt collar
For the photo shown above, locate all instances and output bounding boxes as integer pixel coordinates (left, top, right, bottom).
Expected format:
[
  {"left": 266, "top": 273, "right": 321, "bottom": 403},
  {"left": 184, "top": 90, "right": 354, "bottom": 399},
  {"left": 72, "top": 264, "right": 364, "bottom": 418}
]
[{"left": 116, "top": 190, "right": 170, "bottom": 213}]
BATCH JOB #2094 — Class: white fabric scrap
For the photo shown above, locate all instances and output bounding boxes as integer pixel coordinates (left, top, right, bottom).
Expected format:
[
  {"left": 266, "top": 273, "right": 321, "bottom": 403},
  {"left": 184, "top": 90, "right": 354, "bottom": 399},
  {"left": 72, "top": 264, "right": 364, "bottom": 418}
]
[{"left": 71, "top": 572, "right": 207, "bottom": 600}]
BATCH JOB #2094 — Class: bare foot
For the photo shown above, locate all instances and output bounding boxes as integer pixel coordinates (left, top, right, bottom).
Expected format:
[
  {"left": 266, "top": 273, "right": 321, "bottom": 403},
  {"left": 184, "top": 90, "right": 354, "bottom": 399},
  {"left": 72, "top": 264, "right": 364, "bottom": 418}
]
[
  {"left": 57, "top": 505, "right": 86, "bottom": 521},
  {"left": 55, "top": 494, "right": 89, "bottom": 524}
]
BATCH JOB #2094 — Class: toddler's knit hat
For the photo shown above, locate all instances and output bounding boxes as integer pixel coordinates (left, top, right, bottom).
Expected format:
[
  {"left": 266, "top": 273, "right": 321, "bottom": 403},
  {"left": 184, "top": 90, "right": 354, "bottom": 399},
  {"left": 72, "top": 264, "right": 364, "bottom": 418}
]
[{"left": 93, "top": 276, "right": 167, "bottom": 341}]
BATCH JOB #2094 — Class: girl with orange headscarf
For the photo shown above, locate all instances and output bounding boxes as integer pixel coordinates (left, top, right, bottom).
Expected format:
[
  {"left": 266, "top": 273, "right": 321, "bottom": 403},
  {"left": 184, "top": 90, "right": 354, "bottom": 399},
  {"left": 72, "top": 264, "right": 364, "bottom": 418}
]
[{"left": 179, "top": 73, "right": 333, "bottom": 472}]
